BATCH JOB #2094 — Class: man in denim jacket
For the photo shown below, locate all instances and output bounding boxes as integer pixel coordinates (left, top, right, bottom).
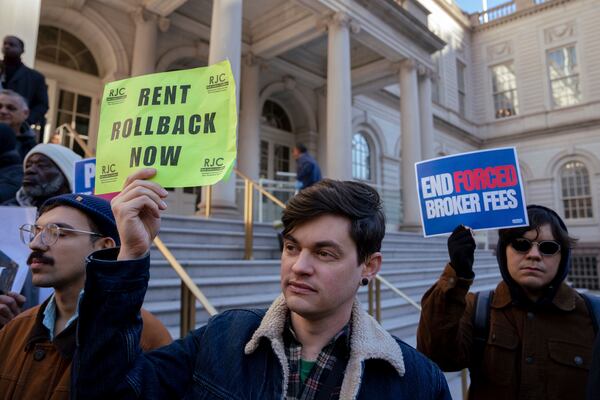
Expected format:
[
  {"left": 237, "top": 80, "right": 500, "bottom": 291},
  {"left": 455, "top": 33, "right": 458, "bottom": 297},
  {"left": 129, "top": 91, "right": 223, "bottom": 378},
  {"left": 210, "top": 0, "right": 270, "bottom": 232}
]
[{"left": 72, "top": 169, "right": 450, "bottom": 400}]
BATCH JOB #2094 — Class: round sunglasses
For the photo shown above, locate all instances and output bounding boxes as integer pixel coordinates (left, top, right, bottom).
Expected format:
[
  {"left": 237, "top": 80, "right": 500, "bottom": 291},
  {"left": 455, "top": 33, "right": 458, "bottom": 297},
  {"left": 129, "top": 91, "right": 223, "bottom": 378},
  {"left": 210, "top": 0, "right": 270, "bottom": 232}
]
[{"left": 510, "top": 237, "right": 561, "bottom": 256}]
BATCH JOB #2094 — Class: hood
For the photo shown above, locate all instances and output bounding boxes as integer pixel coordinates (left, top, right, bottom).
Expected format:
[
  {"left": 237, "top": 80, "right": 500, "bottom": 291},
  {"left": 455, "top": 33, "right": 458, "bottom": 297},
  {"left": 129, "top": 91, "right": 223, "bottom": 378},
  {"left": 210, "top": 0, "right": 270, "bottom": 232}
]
[{"left": 496, "top": 204, "right": 572, "bottom": 306}]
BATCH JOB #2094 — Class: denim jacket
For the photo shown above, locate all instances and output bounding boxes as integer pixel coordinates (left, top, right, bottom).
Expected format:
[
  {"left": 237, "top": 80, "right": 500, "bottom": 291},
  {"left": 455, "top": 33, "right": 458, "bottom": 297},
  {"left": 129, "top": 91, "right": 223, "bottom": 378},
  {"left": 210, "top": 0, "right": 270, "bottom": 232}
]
[{"left": 73, "top": 248, "right": 450, "bottom": 400}]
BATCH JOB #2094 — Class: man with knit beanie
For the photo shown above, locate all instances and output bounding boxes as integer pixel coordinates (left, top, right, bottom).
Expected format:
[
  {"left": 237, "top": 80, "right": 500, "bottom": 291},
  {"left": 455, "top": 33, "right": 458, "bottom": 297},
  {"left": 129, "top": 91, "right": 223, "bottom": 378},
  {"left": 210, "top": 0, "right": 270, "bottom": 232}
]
[
  {"left": 2, "top": 143, "right": 81, "bottom": 208},
  {"left": 0, "top": 123, "right": 22, "bottom": 202},
  {"left": 0, "top": 193, "right": 172, "bottom": 400}
]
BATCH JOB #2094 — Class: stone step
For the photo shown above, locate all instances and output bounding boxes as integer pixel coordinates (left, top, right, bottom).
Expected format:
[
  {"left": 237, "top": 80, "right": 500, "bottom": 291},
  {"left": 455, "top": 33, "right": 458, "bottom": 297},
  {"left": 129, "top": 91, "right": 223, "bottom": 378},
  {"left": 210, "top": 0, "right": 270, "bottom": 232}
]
[
  {"left": 156, "top": 227, "right": 280, "bottom": 246},
  {"left": 150, "top": 243, "right": 280, "bottom": 260}
]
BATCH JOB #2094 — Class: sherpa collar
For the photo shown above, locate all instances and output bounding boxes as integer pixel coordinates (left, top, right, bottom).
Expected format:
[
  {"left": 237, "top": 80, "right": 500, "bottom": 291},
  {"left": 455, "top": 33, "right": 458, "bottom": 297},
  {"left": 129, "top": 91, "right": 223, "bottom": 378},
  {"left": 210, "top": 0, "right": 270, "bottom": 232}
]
[{"left": 244, "top": 294, "right": 405, "bottom": 400}]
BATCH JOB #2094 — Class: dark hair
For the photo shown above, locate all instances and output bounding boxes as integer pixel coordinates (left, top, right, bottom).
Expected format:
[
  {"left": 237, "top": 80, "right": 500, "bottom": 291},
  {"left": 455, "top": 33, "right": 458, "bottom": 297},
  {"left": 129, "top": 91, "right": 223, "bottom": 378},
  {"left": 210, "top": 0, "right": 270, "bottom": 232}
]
[
  {"left": 282, "top": 179, "right": 385, "bottom": 264},
  {"left": 498, "top": 205, "right": 577, "bottom": 254},
  {"left": 496, "top": 205, "right": 577, "bottom": 301},
  {"left": 294, "top": 143, "right": 307, "bottom": 154}
]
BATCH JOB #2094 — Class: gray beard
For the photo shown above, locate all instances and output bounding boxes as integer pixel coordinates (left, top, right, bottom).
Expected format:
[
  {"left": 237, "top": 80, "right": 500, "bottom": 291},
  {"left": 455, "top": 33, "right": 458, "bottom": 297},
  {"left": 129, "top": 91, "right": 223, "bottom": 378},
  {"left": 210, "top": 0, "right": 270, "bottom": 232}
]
[{"left": 23, "top": 174, "right": 66, "bottom": 198}]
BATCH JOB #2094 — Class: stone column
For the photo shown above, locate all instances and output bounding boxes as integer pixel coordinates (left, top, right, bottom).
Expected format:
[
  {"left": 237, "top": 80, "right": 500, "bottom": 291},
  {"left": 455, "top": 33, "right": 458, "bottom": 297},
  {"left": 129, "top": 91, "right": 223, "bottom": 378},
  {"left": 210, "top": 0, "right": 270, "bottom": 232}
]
[
  {"left": 418, "top": 66, "right": 435, "bottom": 160},
  {"left": 130, "top": 8, "right": 163, "bottom": 76},
  {"left": 200, "top": 0, "right": 242, "bottom": 216},
  {"left": 325, "top": 13, "right": 355, "bottom": 180},
  {"left": 399, "top": 59, "right": 422, "bottom": 230},
  {"left": 237, "top": 54, "right": 261, "bottom": 180},
  {"left": 316, "top": 89, "right": 327, "bottom": 174}
]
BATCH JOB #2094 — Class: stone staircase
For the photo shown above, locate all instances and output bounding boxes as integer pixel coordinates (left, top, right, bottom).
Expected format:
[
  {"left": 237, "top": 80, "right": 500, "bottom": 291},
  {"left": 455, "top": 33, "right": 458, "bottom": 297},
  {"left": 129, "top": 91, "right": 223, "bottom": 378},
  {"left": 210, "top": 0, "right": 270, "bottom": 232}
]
[{"left": 145, "top": 215, "right": 502, "bottom": 344}]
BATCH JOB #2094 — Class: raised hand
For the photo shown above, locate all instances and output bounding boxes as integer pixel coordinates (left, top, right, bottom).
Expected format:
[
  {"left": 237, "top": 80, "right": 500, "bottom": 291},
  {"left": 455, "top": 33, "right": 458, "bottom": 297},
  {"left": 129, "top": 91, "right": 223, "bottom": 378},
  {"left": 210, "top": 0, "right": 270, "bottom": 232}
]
[
  {"left": 447, "top": 225, "right": 476, "bottom": 278},
  {"left": 0, "top": 292, "right": 26, "bottom": 327},
  {"left": 111, "top": 169, "right": 168, "bottom": 261}
]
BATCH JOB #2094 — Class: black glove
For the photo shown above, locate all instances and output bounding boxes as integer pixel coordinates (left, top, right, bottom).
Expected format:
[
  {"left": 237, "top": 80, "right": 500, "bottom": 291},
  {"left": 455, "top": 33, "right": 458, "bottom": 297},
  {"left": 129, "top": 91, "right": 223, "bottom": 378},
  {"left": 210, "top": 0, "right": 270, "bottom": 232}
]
[{"left": 447, "top": 225, "right": 476, "bottom": 278}]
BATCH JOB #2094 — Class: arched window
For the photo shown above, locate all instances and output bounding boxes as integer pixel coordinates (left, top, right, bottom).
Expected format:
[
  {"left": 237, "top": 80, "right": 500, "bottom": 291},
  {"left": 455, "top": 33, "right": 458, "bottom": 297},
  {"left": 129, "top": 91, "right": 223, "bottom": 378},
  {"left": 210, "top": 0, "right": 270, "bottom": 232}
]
[
  {"left": 352, "top": 133, "right": 371, "bottom": 181},
  {"left": 261, "top": 100, "right": 292, "bottom": 132},
  {"left": 36, "top": 26, "right": 99, "bottom": 76},
  {"left": 561, "top": 161, "right": 593, "bottom": 219}
]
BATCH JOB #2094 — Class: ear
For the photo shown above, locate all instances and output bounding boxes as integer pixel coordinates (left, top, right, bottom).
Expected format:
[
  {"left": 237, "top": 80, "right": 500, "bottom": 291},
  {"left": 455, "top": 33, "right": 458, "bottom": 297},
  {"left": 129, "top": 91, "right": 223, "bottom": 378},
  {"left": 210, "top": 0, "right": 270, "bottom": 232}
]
[
  {"left": 361, "top": 252, "right": 382, "bottom": 278},
  {"left": 94, "top": 236, "right": 116, "bottom": 250}
]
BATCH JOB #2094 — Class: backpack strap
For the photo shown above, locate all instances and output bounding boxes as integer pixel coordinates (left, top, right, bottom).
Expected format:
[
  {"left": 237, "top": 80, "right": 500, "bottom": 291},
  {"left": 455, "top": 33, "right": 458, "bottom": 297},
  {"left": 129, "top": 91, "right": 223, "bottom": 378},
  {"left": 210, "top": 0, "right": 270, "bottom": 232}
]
[
  {"left": 581, "top": 292, "right": 600, "bottom": 334},
  {"left": 471, "top": 289, "right": 493, "bottom": 379}
]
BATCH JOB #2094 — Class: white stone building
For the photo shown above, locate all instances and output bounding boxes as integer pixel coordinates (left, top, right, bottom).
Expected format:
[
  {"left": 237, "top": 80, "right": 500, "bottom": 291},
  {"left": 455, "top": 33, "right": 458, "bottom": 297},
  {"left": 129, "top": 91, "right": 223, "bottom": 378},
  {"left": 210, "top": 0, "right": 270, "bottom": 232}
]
[{"left": 2, "top": 0, "right": 599, "bottom": 286}]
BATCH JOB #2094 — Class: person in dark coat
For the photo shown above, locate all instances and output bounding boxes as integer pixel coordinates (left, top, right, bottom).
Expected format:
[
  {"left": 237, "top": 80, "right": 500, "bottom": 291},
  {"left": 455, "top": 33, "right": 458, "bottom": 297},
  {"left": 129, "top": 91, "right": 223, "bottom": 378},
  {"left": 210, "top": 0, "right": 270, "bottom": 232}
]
[
  {"left": 0, "top": 123, "right": 22, "bottom": 202},
  {"left": 418, "top": 206, "right": 596, "bottom": 400},
  {"left": 1, "top": 36, "right": 48, "bottom": 128},
  {"left": 293, "top": 143, "right": 322, "bottom": 190}
]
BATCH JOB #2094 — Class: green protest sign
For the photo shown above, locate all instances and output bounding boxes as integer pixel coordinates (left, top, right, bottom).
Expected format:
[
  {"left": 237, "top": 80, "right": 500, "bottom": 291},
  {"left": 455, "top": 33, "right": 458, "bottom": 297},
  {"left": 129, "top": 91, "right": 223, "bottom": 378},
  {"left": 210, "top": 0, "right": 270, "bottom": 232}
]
[{"left": 94, "top": 60, "right": 237, "bottom": 194}]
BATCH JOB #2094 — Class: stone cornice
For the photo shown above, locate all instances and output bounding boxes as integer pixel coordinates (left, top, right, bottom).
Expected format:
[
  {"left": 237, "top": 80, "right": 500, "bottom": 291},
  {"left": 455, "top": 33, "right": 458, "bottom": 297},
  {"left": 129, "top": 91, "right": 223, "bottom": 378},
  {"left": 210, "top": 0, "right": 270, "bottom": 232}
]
[
  {"left": 352, "top": 0, "right": 446, "bottom": 53},
  {"left": 472, "top": 0, "right": 574, "bottom": 32},
  {"left": 433, "top": 116, "right": 482, "bottom": 147},
  {"left": 431, "top": 0, "right": 471, "bottom": 29},
  {"left": 482, "top": 117, "right": 600, "bottom": 146}
]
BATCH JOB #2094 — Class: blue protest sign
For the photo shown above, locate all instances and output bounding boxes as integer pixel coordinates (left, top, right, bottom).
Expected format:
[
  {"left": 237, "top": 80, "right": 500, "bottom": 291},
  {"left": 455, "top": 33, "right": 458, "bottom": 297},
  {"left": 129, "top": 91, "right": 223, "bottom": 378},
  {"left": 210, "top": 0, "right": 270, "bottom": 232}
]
[
  {"left": 415, "top": 147, "right": 528, "bottom": 237},
  {"left": 73, "top": 158, "right": 96, "bottom": 195}
]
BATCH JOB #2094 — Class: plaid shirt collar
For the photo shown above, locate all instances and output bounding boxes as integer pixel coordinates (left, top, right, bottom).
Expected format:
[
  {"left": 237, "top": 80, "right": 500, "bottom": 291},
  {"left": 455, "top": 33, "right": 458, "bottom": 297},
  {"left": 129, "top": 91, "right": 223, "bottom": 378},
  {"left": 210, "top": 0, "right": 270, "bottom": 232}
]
[{"left": 283, "top": 315, "right": 351, "bottom": 400}]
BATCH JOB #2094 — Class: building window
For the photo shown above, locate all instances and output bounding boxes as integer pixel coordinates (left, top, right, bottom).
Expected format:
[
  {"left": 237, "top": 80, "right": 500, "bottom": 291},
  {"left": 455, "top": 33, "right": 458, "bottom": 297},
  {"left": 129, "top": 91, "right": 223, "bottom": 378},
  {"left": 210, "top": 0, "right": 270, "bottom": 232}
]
[
  {"left": 570, "top": 255, "right": 599, "bottom": 290},
  {"left": 561, "top": 161, "right": 593, "bottom": 219},
  {"left": 36, "top": 26, "right": 99, "bottom": 76},
  {"left": 547, "top": 45, "right": 581, "bottom": 107},
  {"left": 352, "top": 133, "right": 371, "bottom": 181},
  {"left": 456, "top": 60, "right": 466, "bottom": 117},
  {"left": 491, "top": 63, "right": 519, "bottom": 118},
  {"left": 54, "top": 90, "right": 92, "bottom": 157},
  {"left": 261, "top": 100, "right": 292, "bottom": 132},
  {"left": 273, "top": 144, "right": 290, "bottom": 175},
  {"left": 259, "top": 140, "right": 269, "bottom": 179},
  {"left": 431, "top": 53, "right": 441, "bottom": 104}
]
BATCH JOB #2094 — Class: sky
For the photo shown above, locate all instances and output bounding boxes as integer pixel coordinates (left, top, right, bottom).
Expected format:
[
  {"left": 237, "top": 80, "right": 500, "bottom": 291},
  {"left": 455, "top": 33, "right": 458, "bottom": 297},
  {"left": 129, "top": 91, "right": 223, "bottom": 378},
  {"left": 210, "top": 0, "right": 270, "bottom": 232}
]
[{"left": 453, "top": 0, "right": 510, "bottom": 14}]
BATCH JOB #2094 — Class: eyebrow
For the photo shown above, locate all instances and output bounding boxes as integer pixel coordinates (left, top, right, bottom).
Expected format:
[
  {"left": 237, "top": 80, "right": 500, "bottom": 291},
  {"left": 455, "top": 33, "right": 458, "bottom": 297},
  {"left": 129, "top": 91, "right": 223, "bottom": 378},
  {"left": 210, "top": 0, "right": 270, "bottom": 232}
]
[
  {"left": 39, "top": 222, "right": 76, "bottom": 230},
  {"left": 283, "top": 234, "right": 343, "bottom": 253}
]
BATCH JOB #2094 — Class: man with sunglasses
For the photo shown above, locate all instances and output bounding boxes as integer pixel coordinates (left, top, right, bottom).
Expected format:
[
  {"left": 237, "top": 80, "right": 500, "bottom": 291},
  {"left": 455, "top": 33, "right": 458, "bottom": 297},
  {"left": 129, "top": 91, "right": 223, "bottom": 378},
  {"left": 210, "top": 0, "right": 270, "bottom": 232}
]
[
  {"left": 0, "top": 193, "right": 172, "bottom": 400},
  {"left": 417, "top": 204, "right": 596, "bottom": 400}
]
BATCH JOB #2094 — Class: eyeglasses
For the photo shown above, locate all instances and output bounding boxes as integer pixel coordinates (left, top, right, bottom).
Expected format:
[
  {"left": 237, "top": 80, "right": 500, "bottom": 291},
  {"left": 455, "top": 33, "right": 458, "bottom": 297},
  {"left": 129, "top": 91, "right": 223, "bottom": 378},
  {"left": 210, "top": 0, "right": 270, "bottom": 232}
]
[
  {"left": 510, "top": 237, "right": 561, "bottom": 256},
  {"left": 19, "top": 223, "right": 102, "bottom": 247}
]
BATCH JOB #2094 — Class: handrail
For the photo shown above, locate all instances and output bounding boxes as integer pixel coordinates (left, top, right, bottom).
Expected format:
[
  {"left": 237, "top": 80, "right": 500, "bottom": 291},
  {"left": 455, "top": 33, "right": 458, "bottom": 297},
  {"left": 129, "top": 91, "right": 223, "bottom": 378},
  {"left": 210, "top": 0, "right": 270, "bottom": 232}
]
[
  {"left": 55, "top": 124, "right": 94, "bottom": 158},
  {"left": 56, "top": 125, "right": 217, "bottom": 337},
  {"left": 376, "top": 275, "right": 422, "bottom": 311},
  {"left": 153, "top": 237, "right": 218, "bottom": 316},
  {"left": 235, "top": 169, "right": 287, "bottom": 209}
]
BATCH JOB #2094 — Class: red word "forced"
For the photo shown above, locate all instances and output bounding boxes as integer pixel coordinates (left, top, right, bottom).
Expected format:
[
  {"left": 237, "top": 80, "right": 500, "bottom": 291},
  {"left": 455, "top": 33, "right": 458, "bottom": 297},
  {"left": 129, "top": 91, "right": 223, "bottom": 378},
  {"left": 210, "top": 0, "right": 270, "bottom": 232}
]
[{"left": 453, "top": 165, "right": 517, "bottom": 193}]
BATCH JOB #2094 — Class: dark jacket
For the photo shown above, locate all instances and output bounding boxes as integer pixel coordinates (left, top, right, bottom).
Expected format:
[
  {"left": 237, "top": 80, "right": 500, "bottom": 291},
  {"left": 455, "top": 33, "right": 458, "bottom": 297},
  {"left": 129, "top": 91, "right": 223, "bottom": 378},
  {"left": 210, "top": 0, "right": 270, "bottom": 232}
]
[
  {"left": 0, "top": 298, "right": 172, "bottom": 400},
  {"left": 296, "top": 152, "right": 322, "bottom": 189},
  {"left": 418, "top": 265, "right": 594, "bottom": 400},
  {"left": 73, "top": 248, "right": 451, "bottom": 400},
  {"left": 16, "top": 126, "right": 37, "bottom": 161},
  {"left": 0, "top": 150, "right": 22, "bottom": 202},
  {"left": 588, "top": 333, "right": 600, "bottom": 400},
  {"left": 3, "top": 63, "right": 48, "bottom": 127}
]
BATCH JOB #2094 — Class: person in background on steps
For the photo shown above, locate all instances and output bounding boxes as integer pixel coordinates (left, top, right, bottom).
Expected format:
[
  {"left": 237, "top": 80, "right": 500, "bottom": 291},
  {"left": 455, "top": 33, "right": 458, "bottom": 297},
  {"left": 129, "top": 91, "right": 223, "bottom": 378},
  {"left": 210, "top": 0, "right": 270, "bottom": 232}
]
[
  {"left": 71, "top": 169, "right": 450, "bottom": 400},
  {"left": 417, "top": 205, "right": 598, "bottom": 400},
  {"left": 293, "top": 143, "right": 322, "bottom": 191}
]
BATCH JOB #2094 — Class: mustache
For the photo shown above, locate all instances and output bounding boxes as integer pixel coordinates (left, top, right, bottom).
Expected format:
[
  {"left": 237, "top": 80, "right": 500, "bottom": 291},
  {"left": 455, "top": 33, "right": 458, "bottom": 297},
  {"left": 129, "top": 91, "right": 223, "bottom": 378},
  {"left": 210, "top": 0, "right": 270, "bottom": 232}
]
[{"left": 27, "top": 251, "right": 54, "bottom": 266}]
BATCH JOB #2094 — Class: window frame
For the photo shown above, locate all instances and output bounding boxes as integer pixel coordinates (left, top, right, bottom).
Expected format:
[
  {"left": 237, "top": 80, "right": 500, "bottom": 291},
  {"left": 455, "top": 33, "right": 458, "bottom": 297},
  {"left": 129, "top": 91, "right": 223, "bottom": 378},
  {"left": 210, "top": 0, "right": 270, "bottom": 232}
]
[
  {"left": 559, "top": 160, "right": 594, "bottom": 220},
  {"left": 546, "top": 43, "right": 581, "bottom": 108},
  {"left": 352, "top": 132, "right": 373, "bottom": 182},
  {"left": 490, "top": 62, "right": 519, "bottom": 119},
  {"left": 456, "top": 59, "right": 467, "bottom": 117}
]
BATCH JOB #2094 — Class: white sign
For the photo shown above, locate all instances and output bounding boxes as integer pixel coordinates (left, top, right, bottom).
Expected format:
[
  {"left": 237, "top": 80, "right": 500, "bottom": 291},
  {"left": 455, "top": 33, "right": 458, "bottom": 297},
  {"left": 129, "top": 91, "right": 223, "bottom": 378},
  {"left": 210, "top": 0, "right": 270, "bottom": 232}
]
[{"left": 0, "top": 206, "right": 36, "bottom": 293}]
